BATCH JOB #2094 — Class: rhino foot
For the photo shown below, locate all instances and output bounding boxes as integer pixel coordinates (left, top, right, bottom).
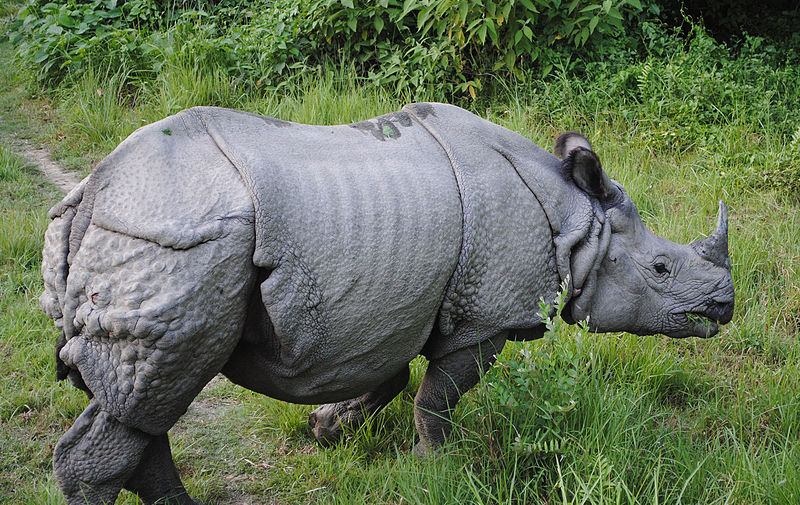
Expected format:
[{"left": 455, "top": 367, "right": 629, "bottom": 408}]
[
  {"left": 54, "top": 400, "right": 204, "bottom": 505},
  {"left": 126, "top": 434, "right": 200, "bottom": 505},
  {"left": 308, "top": 403, "right": 350, "bottom": 446},
  {"left": 411, "top": 440, "right": 434, "bottom": 457},
  {"left": 309, "top": 365, "right": 411, "bottom": 447}
]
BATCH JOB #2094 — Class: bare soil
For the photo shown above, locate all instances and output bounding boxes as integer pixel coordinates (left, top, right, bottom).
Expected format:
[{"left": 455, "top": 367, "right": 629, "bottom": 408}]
[{"left": 4, "top": 131, "right": 81, "bottom": 193}]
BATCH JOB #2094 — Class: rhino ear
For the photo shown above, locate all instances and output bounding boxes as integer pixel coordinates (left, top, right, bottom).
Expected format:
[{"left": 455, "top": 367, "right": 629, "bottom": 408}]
[
  {"left": 554, "top": 131, "right": 592, "bottom": 159},
  {"left": 557, "top": 133, "right": 614, "bottom": 200}
]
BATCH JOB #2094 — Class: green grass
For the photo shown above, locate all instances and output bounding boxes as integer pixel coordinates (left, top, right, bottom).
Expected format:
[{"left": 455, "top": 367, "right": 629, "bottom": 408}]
[
  {"left": 1, "top": 12, "right": 799, "bottom": 505},
  {"left": 0, "top": 144, "right": 82, "bottom": 501}
]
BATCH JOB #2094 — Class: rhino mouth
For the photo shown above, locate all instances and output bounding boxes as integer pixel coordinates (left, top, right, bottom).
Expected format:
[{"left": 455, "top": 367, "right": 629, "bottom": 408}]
[{"left": 680, "top": 312, "right": 720, "bottom": 338}]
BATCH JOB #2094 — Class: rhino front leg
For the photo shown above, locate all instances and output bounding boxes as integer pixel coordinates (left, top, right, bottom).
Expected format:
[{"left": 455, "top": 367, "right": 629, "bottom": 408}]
[
  {"left": 124, "top": 434, "right": 197, "bottom": 505},
  {"left": 309, "top": 364, "right": 410, "bottom": 446},
  {"left": 54, "top": 401, "right": 150, "bottom": 505},
  {"left": 413, "top": 332, "right": 507, "bottom": 454}
]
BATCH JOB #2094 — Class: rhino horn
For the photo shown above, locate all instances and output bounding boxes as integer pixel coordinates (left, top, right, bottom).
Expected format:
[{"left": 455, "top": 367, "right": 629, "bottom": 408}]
[{"left": 691, "top": 201, "right": 731, "bottom": 270}]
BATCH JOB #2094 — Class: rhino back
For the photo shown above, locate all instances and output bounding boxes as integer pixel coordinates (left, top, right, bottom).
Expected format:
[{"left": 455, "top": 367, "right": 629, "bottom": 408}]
[
  {"left": 196, "top": 107, "right": 462, "bottom": 402},
  {"left": 88, "top": 111, "right": 255, "bottom": 248}
]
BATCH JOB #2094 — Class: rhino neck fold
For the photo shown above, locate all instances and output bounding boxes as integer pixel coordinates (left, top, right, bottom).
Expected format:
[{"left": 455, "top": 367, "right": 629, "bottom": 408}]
[
  {"left": 492, "top": 141, "right": 602, "bottom": 305},
  {"left": 495, "top": 150, "right": 560, "bottom": 247},
  {"left": 402, "top": 104, "right": 468, "bottom": 334}
]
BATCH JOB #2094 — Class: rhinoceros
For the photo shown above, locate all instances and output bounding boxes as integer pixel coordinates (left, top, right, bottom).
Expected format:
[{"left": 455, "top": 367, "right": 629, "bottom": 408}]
[{"left": 40, "top": 102, "right": 734, "bottom": 504}]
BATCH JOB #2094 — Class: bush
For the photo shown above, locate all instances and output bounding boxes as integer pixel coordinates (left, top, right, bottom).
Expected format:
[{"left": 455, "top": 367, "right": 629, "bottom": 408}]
[
  {"left": 488, "top": 280, "right": 584, "bottom": 454},
  {"left": 506, "top": 24, "right": 800, "bottom": 195},
  {"left": 11, "top": 0, "right": 152, "bottom": 85},
  {"left": 9, "top": 0, "right": 311, "bottom": 87},
  {"left": 161, "top": 2, "right": 315, "bottom": 89},
  {"left": 305, "top": 0, "right": 648, "bottom": 97},
  {"left": 11, "top": 0, "right": 652, "bottom": 98}
]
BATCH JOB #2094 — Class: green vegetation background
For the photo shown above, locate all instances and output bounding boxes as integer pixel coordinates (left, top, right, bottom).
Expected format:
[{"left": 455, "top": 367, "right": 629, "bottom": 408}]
[{"left": 1, "top": 1, "right": 798, "bottom": 503}]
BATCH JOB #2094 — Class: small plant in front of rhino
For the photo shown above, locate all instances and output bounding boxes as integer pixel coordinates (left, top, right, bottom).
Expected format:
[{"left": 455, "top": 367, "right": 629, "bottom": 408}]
[{"left": 488, "top": 278, "right": 586, "bottom": 456}]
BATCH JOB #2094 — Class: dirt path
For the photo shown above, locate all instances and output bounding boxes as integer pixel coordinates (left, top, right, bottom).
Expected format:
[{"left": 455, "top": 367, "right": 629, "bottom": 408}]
[{"left": 5, "top": 132, "right": 82, "bottom": 193}]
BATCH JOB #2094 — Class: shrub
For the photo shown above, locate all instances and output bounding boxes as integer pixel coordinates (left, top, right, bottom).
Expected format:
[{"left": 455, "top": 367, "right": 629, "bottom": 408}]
[
  {"left": 488, "top": 279, "right": 584, "bottom": 454},
  {"left": 9, "top": 0, "right": 291, "bottom": 86},
  {"left": 12, "top": 1, "right": 135, "bottom": 85},
  {"left": 11, "top": 0, "right": 650, "bottom": 98},
  {"left": 305, "top": 0, "right": 648, "bottom": 97}
]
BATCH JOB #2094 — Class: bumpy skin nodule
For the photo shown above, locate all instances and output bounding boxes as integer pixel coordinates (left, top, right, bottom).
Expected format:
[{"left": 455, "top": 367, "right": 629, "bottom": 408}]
[{"left": 41, "top": 103, "right": 734, "bottom": 504}]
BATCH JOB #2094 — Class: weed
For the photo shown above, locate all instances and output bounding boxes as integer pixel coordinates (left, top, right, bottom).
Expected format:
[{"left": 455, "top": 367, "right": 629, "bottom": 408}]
[{"left": 488, "top": 279, "right": 583, "bottom": 455}]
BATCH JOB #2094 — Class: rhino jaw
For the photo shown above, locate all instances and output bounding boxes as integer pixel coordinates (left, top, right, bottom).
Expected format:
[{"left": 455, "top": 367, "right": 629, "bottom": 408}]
[{"left": 672, "top": 295, "right": 734, "bottom": 338}]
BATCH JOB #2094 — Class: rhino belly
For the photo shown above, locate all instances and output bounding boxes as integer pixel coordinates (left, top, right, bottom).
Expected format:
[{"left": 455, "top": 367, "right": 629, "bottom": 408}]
[{"left": 224, "top": 282, "right": 439, "bottom": 405}]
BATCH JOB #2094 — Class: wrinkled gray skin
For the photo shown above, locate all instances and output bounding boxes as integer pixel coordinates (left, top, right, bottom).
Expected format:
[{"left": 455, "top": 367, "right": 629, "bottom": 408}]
[{"left": 40, "top": 103, "right": 734, "bottom": 504}]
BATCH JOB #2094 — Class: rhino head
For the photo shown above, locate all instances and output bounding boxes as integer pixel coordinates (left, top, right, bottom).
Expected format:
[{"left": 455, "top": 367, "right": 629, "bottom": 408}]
[{"left": 556, "top": 133, "right": 735, "bottom": 338}]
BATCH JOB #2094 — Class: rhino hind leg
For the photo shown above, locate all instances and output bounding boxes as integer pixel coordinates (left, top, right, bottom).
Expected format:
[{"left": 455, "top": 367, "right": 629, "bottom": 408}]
[
  {"left": 124, "top": 434, "right": 198, "bottom": 505},
  {"left": 55, "top": 402, "right": 198, "bottom": 505},
  {"left": 52, "top": 217, "right": 256, "bottom": 503},
  {"left": 413, "top": 332, "right": 507, "bottom": 454},
  {"left": 309, "top": 364, "right": 410, "bottom": 446},
  {"left": 54, "top": 401, "right": 151, "bottom": 505}
]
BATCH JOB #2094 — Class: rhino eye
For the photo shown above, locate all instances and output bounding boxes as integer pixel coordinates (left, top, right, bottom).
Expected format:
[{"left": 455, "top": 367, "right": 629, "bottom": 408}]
[{"left": 653, "top": 262, "right": 669, "bottom": 275}]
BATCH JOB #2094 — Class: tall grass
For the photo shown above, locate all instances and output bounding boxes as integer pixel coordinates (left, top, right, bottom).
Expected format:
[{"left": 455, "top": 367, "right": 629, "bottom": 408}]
[{"left": 0, "top": 145, "right": 85, "bottom": 502}]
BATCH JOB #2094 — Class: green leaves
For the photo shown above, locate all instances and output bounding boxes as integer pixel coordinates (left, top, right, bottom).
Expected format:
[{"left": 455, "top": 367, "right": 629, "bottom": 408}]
[
  {"left": 57, "top": 13, "right": 76, "bottom": 28},
  {"left": 489, "top": 279, "right": 585, "bottom": 451},
  {"left": 589, "top": 15, "right": 599, "bottom": 34},
  {"left": 11, "top": 0, "right": 153, "bottom": 84},
  {"left": 13, "top": 0, "right": 647, "bottom": 99},
  {"left": 304, "top": 0, "right": 645, "bottom": 95}
]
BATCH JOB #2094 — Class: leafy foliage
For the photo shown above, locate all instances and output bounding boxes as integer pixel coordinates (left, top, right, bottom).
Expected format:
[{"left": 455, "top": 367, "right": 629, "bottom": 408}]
[
  {"left": 591, "top": 27, "right": 800, "bottom": 194},
  {"left": 306, "top": 0, "right": 647, "bottom": 96},
  {"left": 9, "top": 0, "right": 314, "bottom": 88},
  {"left": 11, "top": 0, "right": 158, "bottom": 85},
  {"left": 489, "top": 279, "right": 583, "bottom": 454},
  {"left": 657, "top": 0, "right": 800, "bottom": 51},
  {"left": 10, "top": 0, "right": 650, "bottom": 97}
]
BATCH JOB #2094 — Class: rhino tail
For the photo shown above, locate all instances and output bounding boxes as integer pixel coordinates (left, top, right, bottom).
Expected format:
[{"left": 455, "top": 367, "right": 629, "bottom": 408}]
[{"left": 40, "top": 175, "right": 93, "bottom": 382}]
